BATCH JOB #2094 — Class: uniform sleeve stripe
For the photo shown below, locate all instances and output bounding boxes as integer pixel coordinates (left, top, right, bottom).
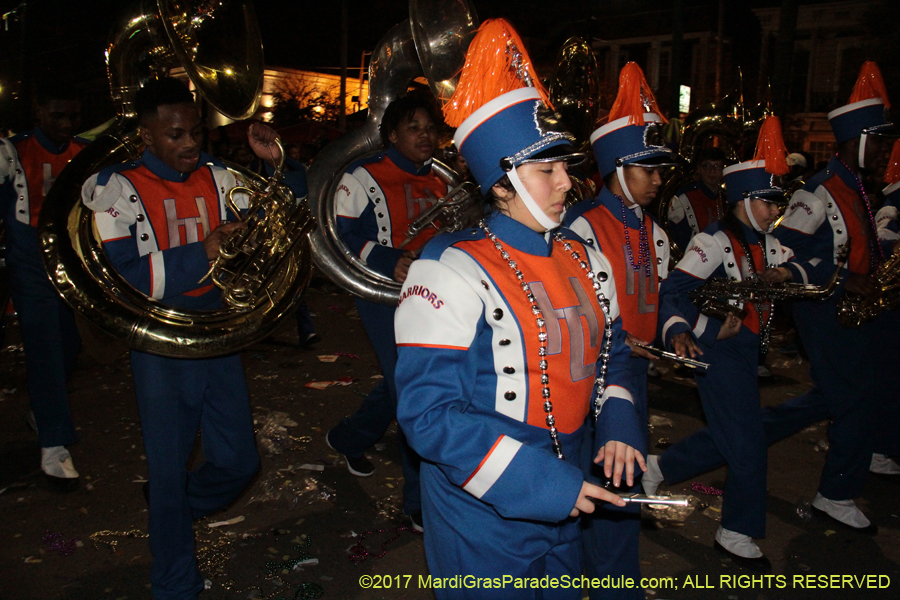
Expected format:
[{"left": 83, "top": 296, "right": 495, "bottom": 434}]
[
  {"left": 461, "top": 435, "right": 522, "bottom": 499},
  {"left": 794, "top": 264, "right": 809, "bottom": 284},
  {"left": 149, "top": 252, "right": 166, "bottom": 299},
  {"left": 597, "top": 385, "right": 635, "bottom": 410},
  {"left": 102, "top": 235, "right": 131, "bottom": 242},
  {"left": 396, "top": 343, "right": 470, "bottom": 351},
  {"left": 360, "top": 240, "right": 376, "bottom": 262},
  {"left": 693, "top": 313, "right": 709, "bottom": 338},
  {"left": 662, "top": 316, "right": 689, "bottom": 344}
]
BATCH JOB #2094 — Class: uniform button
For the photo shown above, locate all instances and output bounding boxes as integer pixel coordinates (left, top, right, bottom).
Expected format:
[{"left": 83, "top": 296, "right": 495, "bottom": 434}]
[
  {"left": 504, "top": 391, "right": 516, "bottom": 401},
  {"left": 499, "top": 339, "right": 511, "bottom": 346},
  {"left": 136, "top": 214, "right": 145, "bottom": 222},
  {"left": 369, "top": 187, "right": 376, "bottom": 193},
  {"left": 503, "top": 366, "right": 515, "bottom": 374},
  {"left": 836, "top": 229, "right": 843, "bottom": 234},
  {"left": 657, "top": 257, "right": 663, "bottom": 264},
  {"left": 140, "top": 233, "right": 149, "bottom": 241},
  {"left": 727, "top": 262, "right": 735, "bottom": 268},
  {"left": 377, "top": 212, "right": 384, "bottom": 218},
  {"left": 481, "top": 280, "right": 490, "bottom": 290},
  {"left": 130, "top": 195, "right": 138, "bottom": 203},
  {"left": 16, "top": 183, "right": 23, "bottom": 188},
  {"left": 724, "top": 247, "right": 731, "bottom": 253},
  {"left": 375, "top": 198, "right": 381, "bottom": 203},
  {"left": 381, "top": 240, "right": 388, "bottom": 245},
  {"left": 827, "top": 203, "right": 833, "bottom": 208},
  {"left": 770, "top": 248, "right": 776, "bottom": 254},
  {"left": 18, "top": 209, "right": 25, "bottom": 214},
  {"left": 587, "top": 238, "right": 594, "bottom": 244},
  {"left": 381, "top": 226, "right": 387, "bottom": 232},
  {"left": 597, "top": 271, "right": 608, "bottom": 282},
  {"left": 657, "top": 239, "right": 664, "bottom": 246},
  {"left": 832, "top": 215, "right": 839, "bottom": 221},
  {"left": 14, "top": 168, "right": 21, "bottom": 174},
  {"left": 492, "top": 308, "right": 503, "bottom": 320}
]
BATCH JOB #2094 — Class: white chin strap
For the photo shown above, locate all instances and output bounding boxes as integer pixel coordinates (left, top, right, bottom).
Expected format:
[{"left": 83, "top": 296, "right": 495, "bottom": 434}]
[
  {"left": 507, "top": 166, "right": 563, "bottom": 231},
  {"left": 859, "top": 133, "right": 868, "bottom": 169},
  {"left": 743, "top": 197, "right": 773, "bottom": 234},
  {"left": 616, "top": 165, "right": 637, "bottom": 205}
]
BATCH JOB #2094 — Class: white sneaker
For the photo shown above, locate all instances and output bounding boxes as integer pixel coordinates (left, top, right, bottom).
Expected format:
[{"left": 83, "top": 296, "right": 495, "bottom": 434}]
[
  {"left": 641, "top": 454, "right": 664, "bottom": 496},
  {"left": 811, "top": 492, "right": 873, "bottom": 530},
  {"left": 757, "top": 365, "right": 772, "bottom": 378},
  {"left": 41, "top": 446, "right": 80, "bottom": 479},
  {"left": 715, "top": 526, "right": 763, "bottom": 559},
  {"left": 870, "top": 453, "right": 900, "bottom": 475}
]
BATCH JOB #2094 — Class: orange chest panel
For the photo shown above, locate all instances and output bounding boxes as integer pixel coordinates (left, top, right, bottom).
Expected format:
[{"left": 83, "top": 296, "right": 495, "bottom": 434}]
[
  {"left": 364, "top": 160, "right": 448, "bottom": 252},
  {"left": 583, "top": 206, "right": 659, "bottom": 341},
  {"left": 123, "top": 166, "right": 223, "bottom": 251},
  {"left": 823, "top": 177, "right": 873, "bottom": 275},
  {"left": 726, "top": 232, "right": 770, "bottom": 335},
  {"left": 685, "top": 187, "right": 722, "bottom": 231},
  {"left": 466, "top": 238, "right": 605, "bottom": 434},
  {"left": 16, "top": 137, "right": 84, "bottom": 226}
]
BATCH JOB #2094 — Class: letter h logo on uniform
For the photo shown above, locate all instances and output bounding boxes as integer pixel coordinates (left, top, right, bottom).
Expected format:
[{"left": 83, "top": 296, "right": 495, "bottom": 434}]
[
  {"left": 164, "top": 197, "right": 211, "bottom": 247},
  {"left": 530, "top": 278, "right": 599, "bottom": 382}
]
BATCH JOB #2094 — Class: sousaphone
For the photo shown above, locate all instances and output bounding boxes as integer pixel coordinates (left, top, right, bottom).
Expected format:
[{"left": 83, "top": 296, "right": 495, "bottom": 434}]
[
  {"left": 306, "top": 0, "right": 478, "bottom": 305},
  {"left": 39, "top": 0, "right": 313, "bottom": 358}
]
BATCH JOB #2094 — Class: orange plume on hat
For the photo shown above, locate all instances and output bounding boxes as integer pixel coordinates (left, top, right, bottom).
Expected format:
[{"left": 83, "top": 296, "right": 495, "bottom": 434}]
[
  {"left": 752, "top": 116, "right": 789, "bottom": 176},
  {"left": 848, "top": 61, "right": 891, "bottom": 109},
  {"left": 885, "top": 139, "right": 900, "bottom": 185},
  {"left": 442, "top": 19, "right": 550, "bottom": 128},
  {"left": 607, "top": 62, "right": 668, "bottom": 125}
]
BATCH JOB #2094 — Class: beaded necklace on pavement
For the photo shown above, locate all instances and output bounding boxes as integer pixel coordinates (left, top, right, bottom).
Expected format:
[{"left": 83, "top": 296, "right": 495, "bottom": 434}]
[
  {"left": 479, "top": 220, "right": 614, "bottom": 460},
  {"left": 836, "top": 154, "right": 884, "bottom": 273}
]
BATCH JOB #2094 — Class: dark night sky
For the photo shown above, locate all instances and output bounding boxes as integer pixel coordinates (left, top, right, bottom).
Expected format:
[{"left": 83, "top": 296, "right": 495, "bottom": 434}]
[{"left": 0, "top": 0, "right": 837, "bottom": 129}]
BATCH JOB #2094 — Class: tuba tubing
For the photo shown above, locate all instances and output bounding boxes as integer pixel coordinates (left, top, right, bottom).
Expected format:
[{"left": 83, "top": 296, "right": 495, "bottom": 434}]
[
  {"left": 307, "top": 20, "right": 426, "bottom": 306},
  {"left": 38, "top": 0, "right": 309, "bottom": 359}
]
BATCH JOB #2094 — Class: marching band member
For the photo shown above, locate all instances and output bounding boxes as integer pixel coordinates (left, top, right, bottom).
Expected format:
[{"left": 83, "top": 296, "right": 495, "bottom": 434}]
[
  {"left": 328, "top": 94, "right": 448, "bottom": 530},
  {"left": 760, "top": 62, "right": 895, "bottom": 533},
  {"left": 0, "top": 80, "right": 87, "bottom": 491},
  {"left": 564, "top": 62, "right": 674, "bottom": 599},
  {"left": 870, "top": 140, "right": 900, "bottom": 475},
  {"left": 82, "top": 77, "right": 307, "bottom": 600},
  {"left": 645, "top": 117, "right": 801, "bottom": 569},
  {"left": 668, "top": 146, "right": 727, "bottom": 252},
  {"left": 394, "top": 20, "right": 641, "bottom": 598}
]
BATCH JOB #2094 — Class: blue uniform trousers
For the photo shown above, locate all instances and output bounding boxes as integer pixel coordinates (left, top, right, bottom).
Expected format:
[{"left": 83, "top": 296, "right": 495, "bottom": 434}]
[
  {"left": 659, "top": 328, "right": 767, "bottom": 538},
  {"left": 6, "top": 219, "right": 80, "bottom": 447},
  {"left": 579, "top": 355, "right": 648, "bottom": 600},
  {"left": 420, "top": 461, "right": 583, "bottom": 600},
  {"left": 131, "top": 351, "right": 259, "bottom": 600},
  {"left": 328, "top": 297, "right": 421, "bottom": 515},
  {"left": 762, "top": 297, "right": 876, "bottom": 500}
]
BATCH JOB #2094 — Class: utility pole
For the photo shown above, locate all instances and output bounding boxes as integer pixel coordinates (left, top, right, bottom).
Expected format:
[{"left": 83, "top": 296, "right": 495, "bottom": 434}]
[{"left": 339, "top": 0, "right": 348, "bottom": 131}]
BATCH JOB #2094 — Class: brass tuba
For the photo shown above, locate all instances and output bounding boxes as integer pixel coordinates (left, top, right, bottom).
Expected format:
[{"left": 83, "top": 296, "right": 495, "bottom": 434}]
[
  {"left": 38, "top": 0, "right": 313, "bottom": 359},
  {"left": 306, "top": 0, "right": 479, "bottom": 305},
  {"left": 656, "top": 82, "right": 747, "bottom": 264}
]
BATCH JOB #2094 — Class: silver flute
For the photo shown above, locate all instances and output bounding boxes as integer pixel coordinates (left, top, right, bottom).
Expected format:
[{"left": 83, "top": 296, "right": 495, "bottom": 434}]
[
  {"left": 631, "top": 341, "right": 710, "bottom": 370},
  {"left": 590, "top": 494, "right": 690, "bottom": 506}
]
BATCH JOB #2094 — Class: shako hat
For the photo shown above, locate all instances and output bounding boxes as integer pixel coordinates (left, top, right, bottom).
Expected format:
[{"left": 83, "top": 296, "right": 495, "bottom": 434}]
[
  {"left": 447, "top": 19, "right": 583, "bottom": 195},
  {"left": 828, "top": 61, "right": 895, "bottom": 144},
  {"left": 590, "top": 62, "right": 676, "bottom": 179}
]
